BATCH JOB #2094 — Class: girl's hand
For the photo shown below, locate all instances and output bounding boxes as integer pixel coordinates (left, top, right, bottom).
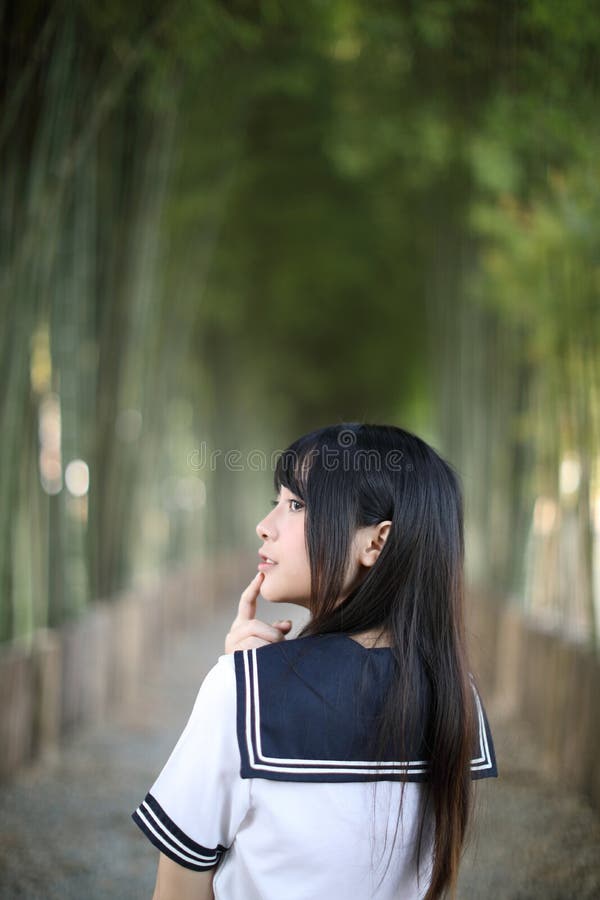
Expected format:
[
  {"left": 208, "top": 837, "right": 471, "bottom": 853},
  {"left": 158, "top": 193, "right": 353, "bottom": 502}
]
[{"left": 224, "top": 572, "right": 293, "bottom": 653}]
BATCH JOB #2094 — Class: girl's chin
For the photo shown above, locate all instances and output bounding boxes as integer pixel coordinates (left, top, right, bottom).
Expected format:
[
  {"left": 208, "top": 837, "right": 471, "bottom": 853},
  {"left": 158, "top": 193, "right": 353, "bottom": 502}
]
[
  {"left": 263, "top": 593, "right": 310, "bottom": 610},
  {"left": 260, "top": 585, "right": 306, "bottom": 607},
  {"left": 257, "top": 578, "right": 277, "bottom": 600},
  {"left": 260, "top": 586, "right": 284, "bottom": 603}
]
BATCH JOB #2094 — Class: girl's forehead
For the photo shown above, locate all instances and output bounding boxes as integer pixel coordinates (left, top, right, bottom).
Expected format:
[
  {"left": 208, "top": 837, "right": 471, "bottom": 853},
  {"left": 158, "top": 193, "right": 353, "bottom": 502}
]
[{"left": 278, "top": 485, "right": 300, "bottom": 498}]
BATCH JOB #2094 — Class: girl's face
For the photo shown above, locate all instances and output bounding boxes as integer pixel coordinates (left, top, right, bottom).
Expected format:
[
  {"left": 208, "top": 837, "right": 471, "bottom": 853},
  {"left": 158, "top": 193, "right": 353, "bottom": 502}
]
[
  {"left": 255, "top": 485, "right": 376, "bottom": 609},
  {"left": 255, "top": 486, "right": 312, "bottom": 608}
]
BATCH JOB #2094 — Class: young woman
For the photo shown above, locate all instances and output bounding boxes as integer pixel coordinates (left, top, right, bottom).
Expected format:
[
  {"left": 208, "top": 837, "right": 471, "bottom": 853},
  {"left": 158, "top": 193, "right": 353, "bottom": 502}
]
[{"left": 132, "top": 423, "right": 497, "bottom": 899}]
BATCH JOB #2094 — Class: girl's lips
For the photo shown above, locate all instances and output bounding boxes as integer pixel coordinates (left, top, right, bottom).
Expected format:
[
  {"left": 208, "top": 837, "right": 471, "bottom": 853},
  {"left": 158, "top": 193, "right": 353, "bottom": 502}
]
[{"left": 258, "top": 560, "right": 277, "bottom": 570}]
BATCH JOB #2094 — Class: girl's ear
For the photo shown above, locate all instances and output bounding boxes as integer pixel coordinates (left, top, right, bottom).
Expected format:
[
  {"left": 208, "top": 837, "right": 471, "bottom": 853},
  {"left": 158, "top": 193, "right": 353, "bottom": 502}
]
[{"left": 359, "top": 520, "right": 392, "bottom": 568}]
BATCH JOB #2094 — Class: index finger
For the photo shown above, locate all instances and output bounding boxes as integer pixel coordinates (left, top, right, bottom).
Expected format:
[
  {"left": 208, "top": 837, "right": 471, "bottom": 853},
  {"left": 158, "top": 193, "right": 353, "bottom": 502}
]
[{"left": 233, "top": 571, "right": 264, "bottom": 624}]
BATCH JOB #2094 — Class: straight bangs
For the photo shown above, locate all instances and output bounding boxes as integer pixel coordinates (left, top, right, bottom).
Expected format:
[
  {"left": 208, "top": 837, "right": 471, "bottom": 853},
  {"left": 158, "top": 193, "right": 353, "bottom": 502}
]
[{"left": 273, "top": 435, "right": 316, "bottom": 502}]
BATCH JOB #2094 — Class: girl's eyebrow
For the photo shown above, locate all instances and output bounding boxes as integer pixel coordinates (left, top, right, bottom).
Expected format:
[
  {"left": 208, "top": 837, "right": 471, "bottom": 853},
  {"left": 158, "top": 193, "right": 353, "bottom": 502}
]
[{"left": 271, "top": 490, "right": 299, "bottom": 504}]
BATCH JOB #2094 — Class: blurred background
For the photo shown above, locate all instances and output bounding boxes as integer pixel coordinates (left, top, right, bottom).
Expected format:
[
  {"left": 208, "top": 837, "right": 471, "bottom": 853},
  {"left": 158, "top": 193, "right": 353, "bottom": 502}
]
[{"left": 1, "top": 1, "right": 599, "bottom": 897}]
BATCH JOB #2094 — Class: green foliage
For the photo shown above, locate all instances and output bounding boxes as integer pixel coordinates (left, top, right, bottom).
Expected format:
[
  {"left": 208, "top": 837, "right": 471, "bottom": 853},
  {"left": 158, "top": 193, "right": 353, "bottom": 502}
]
[{"left": 2, "top": 0, "right": 600, "bottom": 642}]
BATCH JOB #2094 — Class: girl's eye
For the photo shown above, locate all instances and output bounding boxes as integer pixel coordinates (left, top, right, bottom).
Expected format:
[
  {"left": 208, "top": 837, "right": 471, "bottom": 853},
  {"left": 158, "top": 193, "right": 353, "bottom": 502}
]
[{"left": 269, "top": 497, "right": 304, "bottom": 512}]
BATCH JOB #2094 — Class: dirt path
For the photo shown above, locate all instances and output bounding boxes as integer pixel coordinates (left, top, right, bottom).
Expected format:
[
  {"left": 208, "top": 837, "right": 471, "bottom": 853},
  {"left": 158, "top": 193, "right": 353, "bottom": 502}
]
[
  {"left": 458, "top": 708, "right": 600, "bottom": 898},
  {"left": 0, "top": 603, "right": 598, "bottom": 899}
]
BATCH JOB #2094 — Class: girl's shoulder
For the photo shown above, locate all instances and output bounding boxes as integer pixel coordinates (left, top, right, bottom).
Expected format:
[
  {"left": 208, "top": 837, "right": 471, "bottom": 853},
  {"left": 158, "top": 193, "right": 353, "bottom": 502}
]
[
  {"left": 234, "top": 628, "right": 398, "bottom": 669},
  {"left": 233, "top": 632, "right": 397, "bottom": 710},
  {"left": 232, "top": 634, "right": 497, "bottom": 784},
  {"left": 236, "top": 630, "right": 396, "bottom": 663}
]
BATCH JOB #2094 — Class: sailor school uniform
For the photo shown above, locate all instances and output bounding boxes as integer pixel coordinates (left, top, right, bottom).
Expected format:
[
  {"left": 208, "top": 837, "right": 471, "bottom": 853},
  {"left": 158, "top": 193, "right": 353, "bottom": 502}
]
[{"left": 132, "top": 633, "right": 497, "bottom": 900}]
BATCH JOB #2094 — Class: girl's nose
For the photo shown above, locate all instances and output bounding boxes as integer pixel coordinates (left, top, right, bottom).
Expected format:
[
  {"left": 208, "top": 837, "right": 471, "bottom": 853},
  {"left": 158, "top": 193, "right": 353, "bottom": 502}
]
[
  {"left": 256, "top": 502, "right": 278, "bottom": 539},
  {"left": 256, "top": 517, "right": 271, "bottom": 539}
]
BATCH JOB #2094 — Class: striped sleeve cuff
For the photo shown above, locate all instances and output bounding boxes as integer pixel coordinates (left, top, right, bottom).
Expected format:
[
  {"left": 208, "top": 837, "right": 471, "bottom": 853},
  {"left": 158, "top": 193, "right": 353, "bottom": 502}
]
[{"left": 131, "top": 792, "right": 228, "bottom": 871}]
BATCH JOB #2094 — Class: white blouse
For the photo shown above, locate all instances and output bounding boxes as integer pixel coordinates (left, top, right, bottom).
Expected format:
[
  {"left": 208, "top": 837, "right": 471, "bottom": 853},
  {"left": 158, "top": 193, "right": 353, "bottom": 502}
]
[{"left": 132, "top": 634, "right": 497, "bottom": 899}]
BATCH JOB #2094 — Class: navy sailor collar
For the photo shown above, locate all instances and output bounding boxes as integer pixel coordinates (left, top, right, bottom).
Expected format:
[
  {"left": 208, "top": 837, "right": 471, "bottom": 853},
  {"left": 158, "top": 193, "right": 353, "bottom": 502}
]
[{"left": 233, "top": 633, "right": 497, "bottom": 783}]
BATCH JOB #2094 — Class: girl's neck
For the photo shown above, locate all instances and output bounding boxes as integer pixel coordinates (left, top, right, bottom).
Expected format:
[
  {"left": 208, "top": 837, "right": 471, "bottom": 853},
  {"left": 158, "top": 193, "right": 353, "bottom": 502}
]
[{"left": 345, "top": 628, "right": 393, "bottom": 649}]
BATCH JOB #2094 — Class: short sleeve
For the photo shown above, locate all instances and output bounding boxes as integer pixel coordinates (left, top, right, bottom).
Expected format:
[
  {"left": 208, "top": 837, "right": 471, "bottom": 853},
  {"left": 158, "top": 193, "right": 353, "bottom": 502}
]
[{"left": 131, "top": 653, "right": 250, "bottom": 871}]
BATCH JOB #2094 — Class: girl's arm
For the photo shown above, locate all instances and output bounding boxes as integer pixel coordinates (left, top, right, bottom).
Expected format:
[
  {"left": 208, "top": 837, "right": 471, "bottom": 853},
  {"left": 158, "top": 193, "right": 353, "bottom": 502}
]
[
  {"left": 152, "top": 853, "right": 215, "bottom": 900},
  {"left": 149, "top": 577, "right": 281, "bottom": 900}
]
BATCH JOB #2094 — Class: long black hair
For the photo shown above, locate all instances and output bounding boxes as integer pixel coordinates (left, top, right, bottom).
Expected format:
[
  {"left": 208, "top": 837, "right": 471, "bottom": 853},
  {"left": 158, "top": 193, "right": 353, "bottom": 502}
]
[{"left": 273, "top": 423, "right": 476, "bottom": 899}]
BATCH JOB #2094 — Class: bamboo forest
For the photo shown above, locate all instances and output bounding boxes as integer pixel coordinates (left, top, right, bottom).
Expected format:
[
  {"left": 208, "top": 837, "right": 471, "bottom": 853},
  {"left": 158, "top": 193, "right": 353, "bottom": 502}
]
[
  {"left": 3, "top": 0, "right": 599, "bottom": 648},
  {"left": 1, "top": 1, "right": 599, "bottom": 896}
]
